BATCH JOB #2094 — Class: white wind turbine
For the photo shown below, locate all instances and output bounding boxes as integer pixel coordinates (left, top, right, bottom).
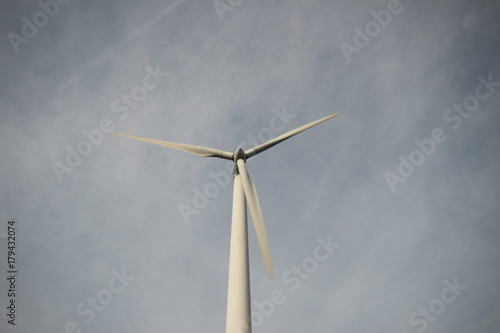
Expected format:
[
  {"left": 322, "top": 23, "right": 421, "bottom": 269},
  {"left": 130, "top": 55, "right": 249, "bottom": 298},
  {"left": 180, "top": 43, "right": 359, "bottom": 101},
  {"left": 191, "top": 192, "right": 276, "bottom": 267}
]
[{"left": 113, "top": 112, "right": 339, "bottom": 332}]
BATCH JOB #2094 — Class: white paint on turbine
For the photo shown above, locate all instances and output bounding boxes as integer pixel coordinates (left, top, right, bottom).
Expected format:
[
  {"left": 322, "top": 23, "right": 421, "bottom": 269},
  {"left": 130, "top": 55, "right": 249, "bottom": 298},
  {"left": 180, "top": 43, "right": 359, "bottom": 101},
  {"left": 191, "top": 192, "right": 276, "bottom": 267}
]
[{"left": 113, "top": 112, "right": 340, "bottom": 332}]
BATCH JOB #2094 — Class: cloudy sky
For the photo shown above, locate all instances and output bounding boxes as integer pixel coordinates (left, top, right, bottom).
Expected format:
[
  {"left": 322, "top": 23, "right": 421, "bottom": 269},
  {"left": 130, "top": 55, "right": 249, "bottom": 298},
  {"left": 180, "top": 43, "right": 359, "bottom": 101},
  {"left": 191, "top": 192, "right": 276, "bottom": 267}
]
[{"left": 1, "top": 0, "right": 499, "bottom": 332}]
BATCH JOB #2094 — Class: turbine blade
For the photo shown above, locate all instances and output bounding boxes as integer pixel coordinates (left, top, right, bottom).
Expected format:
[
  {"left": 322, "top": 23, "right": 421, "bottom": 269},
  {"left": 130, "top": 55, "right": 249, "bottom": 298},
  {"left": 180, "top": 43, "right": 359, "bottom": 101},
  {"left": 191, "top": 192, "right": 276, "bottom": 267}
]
[
  {"left": 237, "top": 159, "right": 274, "bottom": 278},
  {"left": 112, "top": 133, "right": 234, "bottom": 160},
  {"left": 245, "top": 113, "right": 340, "bottom": 158}
]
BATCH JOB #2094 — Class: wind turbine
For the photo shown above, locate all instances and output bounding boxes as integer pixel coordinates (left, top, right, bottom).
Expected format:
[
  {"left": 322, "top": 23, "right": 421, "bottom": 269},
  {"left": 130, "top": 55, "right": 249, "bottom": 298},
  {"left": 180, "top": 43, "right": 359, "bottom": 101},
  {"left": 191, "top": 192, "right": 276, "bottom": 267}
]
[{"left": 113, "top": 112, "right": 339, "bottom": 332}]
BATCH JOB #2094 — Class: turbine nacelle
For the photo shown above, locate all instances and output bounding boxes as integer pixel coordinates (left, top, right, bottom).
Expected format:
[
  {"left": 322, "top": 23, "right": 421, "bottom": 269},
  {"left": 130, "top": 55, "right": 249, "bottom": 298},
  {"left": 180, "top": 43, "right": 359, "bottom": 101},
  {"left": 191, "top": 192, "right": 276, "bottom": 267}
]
[{"left": 233, "top": 147, "right": 246, "bottom": 163}]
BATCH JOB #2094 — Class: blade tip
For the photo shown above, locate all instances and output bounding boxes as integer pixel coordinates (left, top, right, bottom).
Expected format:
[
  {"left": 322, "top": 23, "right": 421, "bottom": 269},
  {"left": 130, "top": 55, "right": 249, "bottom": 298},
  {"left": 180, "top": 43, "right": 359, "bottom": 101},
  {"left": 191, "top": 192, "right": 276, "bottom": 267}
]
[{"left": 267, "top": 263, "right": 274, "bottom": 279}]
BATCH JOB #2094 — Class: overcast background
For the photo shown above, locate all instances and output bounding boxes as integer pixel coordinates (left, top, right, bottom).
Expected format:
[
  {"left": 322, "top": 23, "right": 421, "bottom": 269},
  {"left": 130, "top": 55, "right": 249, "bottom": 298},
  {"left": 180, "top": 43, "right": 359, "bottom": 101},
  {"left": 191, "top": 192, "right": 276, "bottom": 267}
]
[{"left": 1, "top": 0, "right": 499, "bottom": 332}]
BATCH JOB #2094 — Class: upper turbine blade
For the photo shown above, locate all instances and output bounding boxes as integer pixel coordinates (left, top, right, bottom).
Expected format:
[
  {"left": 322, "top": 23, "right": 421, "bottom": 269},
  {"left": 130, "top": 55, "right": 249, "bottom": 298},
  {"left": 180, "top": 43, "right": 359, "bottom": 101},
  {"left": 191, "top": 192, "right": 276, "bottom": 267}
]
[
  {"left": 245, "top": 113, "right": 340, "bottom": 158},
  {"left": 112, "top": 133, "right": 234, "bottom": 160},
  {"left": 236, "top": 159, "right": 274, "bottom": 278}
]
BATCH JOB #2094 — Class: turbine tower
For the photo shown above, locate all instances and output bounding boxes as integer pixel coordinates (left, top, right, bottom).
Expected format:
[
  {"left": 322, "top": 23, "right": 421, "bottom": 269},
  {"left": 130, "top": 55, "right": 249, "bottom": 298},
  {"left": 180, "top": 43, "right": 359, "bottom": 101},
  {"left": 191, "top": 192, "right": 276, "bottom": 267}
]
[{"left": 113, "top": 112, "right": 339, "bottom": 332}]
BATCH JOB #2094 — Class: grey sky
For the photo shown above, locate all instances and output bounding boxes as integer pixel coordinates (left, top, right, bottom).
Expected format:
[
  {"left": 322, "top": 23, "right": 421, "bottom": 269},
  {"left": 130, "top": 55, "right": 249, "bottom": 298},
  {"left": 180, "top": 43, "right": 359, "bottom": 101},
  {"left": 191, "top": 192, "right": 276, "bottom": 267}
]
[{"left": 1, "top": 0, "right": 499, "bottom": 332}]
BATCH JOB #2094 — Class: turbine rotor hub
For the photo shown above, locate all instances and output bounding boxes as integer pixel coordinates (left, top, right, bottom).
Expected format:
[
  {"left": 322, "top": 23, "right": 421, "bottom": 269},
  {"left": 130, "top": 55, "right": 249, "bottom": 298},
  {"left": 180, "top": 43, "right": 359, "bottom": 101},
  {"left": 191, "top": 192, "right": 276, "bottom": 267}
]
[{"left": 233, "top": 147, "right": 246, "bottom": 163}]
